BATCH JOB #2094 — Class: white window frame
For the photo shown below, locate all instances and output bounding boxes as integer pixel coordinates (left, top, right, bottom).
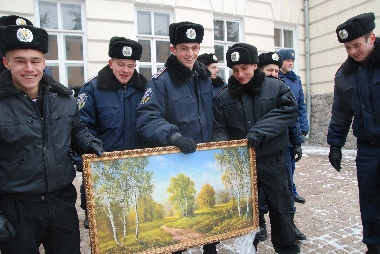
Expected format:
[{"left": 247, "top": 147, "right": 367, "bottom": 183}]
[
  {"left": 135, "top": 9, "right": 172, "bottom": 78},
  {"left": 213, "top": 17, "right": 241, "bottom": 82},
  {"left": 274, "top": 24, "right": 298, "bottom": 72},
  {"left": 34, "top": 0, "right": 88, "bottom": 88}
]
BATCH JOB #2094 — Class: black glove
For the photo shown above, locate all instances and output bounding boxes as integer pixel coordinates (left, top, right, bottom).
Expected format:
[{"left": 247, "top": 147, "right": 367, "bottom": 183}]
[
  {"left": 293, "top": 145, "right": 302, "bottom": 162},
  {"left": 302, "top": 131, "right": 308, "bottom": 136},
  {"left": 246, "top": 132, "right": 262, "bottom": 148},
  {"left": 87, "top": 138, "right": 104, "bottom": 156},
  {"left": 76, "top": 163, "right": 83, "bottom": 172},
  {"left": 329, "top": 146, "right": 342, "bottom": 172},
  {"left": 0, "top": 213, "right": 15, "bottom": 242},
  {"left": 169, "top": 133, "right": 197, "bottom": 154}
]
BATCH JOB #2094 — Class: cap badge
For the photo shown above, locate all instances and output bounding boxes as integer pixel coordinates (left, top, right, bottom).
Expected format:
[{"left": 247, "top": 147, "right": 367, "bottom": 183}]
[
  {"left": 213, "top": 55, "right": 218, "bottom": 61},
  {"left": 272, "top": 53, "right": 279, "bottom": 61},
  {"left": 16, "top": 18, "right": 28, "bottom": 25},
  {"left": 339, "top": 29, "right": 348, "bottom": 40},
  {"left": 16, "top": 28, "right": 33, "bottom": 43},
  {"left": 122, "top": 46, "right": 132, "bottom": 57},
  {"left": 231, "top": 51, "right": 240, "bottom": 62},
  {"left": 186, "top": 28, "right": 196, "bottom": 39}
]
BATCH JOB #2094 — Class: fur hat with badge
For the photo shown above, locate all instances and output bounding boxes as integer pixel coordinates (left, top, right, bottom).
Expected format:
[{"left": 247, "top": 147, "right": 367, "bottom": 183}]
[
  {"left": 226, "top": 43, "right": 259, "bottom": 68},
  {"left": 276, "top": 49, "right": 295, "bottom": 61},
  {"left": 336, "top": 12, "right": 375, "bottom": 43},
  {"left": 258, "top": 52, "right": 283, "bottom": 68},
  {"left": 0, "top": 25, "right": 48, "bottom": 54},
  {"left": 0, "top": 15, "right": 33, "bottom": 27},
  {"left": 108, "top": 37, "right": 142, "bottom": 60},
  {"left": 169, "top": 21, "right": 204, "bottom": 45},
  {"left": 198, "top": 53, "right": 218, "bottom": 66}
]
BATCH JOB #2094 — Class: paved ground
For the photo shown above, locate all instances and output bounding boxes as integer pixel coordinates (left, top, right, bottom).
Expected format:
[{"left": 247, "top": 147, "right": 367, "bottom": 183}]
[{"left": 74, "top": 144, "right": 366, "bottom": 254}]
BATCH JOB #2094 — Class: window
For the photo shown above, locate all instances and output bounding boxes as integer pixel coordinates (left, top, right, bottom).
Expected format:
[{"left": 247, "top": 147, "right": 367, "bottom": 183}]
[
  {"left": 37, "top": 0, "right": 86, "bottom": 89},
  {"left": 214, "top": 19, "right": 240, "bottom": 81},
  {"left": 136, "top": 10, "right": 171, "bottom": 80},
  {"left": 274, "top": 27, "right": 294, "bottom": 50}
]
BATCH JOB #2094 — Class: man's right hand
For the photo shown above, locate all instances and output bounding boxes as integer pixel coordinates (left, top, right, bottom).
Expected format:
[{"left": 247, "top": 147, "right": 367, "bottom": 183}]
[
  {"left": 171, "top": 135, "right": 197, "bottom": 154},
  {"left": 0, "top": 213, "right": 15, "bottom": 242},
  {"left": 329, "top": 146, "right": 342, "bottom": 172}
]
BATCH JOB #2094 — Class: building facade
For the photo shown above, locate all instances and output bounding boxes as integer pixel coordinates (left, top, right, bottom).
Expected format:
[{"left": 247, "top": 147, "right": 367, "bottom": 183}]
[{"left": 1, "top": 0, "right": 379, "bottom": 148}]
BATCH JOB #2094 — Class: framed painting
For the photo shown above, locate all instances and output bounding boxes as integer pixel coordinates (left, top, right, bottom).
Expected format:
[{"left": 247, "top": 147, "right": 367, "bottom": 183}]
[{"left": 82, "top": 139, "right": 258, "bottom": 254}]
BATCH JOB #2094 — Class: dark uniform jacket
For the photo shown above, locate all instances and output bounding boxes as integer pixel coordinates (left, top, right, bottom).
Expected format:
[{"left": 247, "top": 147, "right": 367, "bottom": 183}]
[
  {"left": 328, "top": 37, "right": 380, "bottom": 147},
  {"left": 77, "top": 66, "right": 148, "bottom": 151},
  {"left": 0, "top": 71, "right": 97, "bottom": 195},
  {"left": 213, "top": 69, "right": 298, "bottom": 158},
  {"left": 136, "top": 55, "right": 213, "bottom": 146}
]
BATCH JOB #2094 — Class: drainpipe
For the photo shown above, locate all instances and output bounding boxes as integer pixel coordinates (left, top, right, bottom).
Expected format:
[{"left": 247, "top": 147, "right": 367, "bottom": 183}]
[{"left": 304, "top": 0, "right": 311, "bottom": 138}]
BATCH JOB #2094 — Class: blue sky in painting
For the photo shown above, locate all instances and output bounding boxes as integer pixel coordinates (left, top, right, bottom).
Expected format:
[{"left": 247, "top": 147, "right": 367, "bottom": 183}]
[{"left": 147, "top": 149, "right": 225, "bottom": 203}]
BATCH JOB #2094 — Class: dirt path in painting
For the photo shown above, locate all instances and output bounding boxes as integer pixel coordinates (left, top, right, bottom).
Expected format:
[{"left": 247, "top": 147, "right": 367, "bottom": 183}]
[{"left": 161, "top": 224, "right": 205, "bottom": 244}]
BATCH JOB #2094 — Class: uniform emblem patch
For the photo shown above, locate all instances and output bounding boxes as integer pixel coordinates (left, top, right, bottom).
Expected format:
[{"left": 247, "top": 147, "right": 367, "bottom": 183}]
[
  {"left": 231, "top": 52, "right": 240, "bottom": 62},
  {"left": 140, "top": 88, "right": 153, "bottom": 104},
  {"left": 272, "top": 53, "right": 279, "bottom": 61},
  {"left": 213, "top": 55, "right": 218, "bottom": 61},
  {"left": 122, "top": 46, "right": 132, "bottom": 57},
  {"left": 339, "top": 29, "right": 348, "bottom": 40},
  {"left": 76, "top": 92, "right": 88, "bottom": 109},
  {"left": 16, "top": 28, "right": 33, "bottom": 43},
  {"left": 186, "top": 28, "right": 196, "bottom": 39},
  {"left": 16, "top": 18, "right": 28, "bottom": 25}
]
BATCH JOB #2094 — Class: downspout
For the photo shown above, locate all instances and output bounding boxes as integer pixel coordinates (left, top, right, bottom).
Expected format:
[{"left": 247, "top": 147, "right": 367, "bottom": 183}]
[{"left": 304, "top": 0, "right": 311, "bottom": 137}]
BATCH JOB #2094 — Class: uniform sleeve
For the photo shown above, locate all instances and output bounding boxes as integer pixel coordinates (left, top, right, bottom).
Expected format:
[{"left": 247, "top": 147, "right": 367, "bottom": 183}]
[
  {"left": 288, "top": 121, "right": 305, "bottom": 146},
  {"left": 249, "top": 84, "right": 298, "bottom": 142},
  {"left": 296, "top": 78, "right": 309, "bottom": 132},
  {"left": 136, "top": 79, "right": 180, "bottom": 146},
  {"left": 76, "top": 83, "right": 97, "bottom": 137},
  {"left": 212, "top": 95, "right": 232, "bottom": 142},
  {"left": 327, "top": 76, "right": 353, "bottom": 147}
]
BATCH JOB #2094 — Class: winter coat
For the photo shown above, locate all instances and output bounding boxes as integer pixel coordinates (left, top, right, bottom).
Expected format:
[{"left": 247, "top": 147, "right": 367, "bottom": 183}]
[
  {"left": 213, "top": 69, "right": 298, "bottom": 158},
  {"left": 77, "top": 66, "right": 148, "bottom": 151},
  {"left": 328, "top": 37, "right": 380, "bottom": 146},
  {"left": 278, "top": 70, "right": 309, "bottom": 132},
  {"left": 211, "top": 76, "right": 228, "bottom": 98},
  {"left": 136, "top": 55, "right": 214, "bottom": 146},
  {"left": 0, "top": 71, "right": 97, "bottom": 194}
]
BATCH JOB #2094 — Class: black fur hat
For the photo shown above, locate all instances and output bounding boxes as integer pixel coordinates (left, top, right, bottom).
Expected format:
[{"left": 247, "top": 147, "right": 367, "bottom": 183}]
[
  {"left": 336, "top": 12, "right": 375, "bottom": 43},
  {"left": 108, "top": 37, "right": 142, "bottom": 60},
  {"left": 226, "top": 43, "right": 259, "bottom": 68},
  {"left": 0, "top": 15, "right": 33, "bottom": 26},
  {"left": 198, "top": 53, "right": 218, "bottom": 66},
  {"left": 0, "top": 25, "right": 48, "bottom": 54},
  {"left": 258, "top": 52, "right": 283, "bottom": 68},
  {"left": 169, "top": 21, "right": 204, "bottom": 45}
]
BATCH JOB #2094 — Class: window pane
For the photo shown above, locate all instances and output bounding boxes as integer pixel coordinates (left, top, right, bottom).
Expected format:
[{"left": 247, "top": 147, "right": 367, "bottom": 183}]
[
  {"left": 274, "top": 28, "right": 282, "bottom": 47},
  {"left": 156, "top": 41, "right": 170, "bottom": 63},
  {"left": 45, "top": 34, "right": 58, "bottom": 60},
  {"left": 46, "top": 65, "right": 59, "bottom": 80},
  {"left": 65, "top": 36, "right": 83, "bottom": 60},
  {"left": 67, "top": 66, "right": 84, "bottom": 88},
  {"left": 139, "top": 40, "right": 151, "bottom": 62},
  {"left": 39, "top": 1, "right": 58, "bottom": 29},
  {"left": 214, "top": 45, "right": 225, "bottom": 63},
  {"left": 62, "top": 3, "right": 82, "bottom": 30},
  {"left": 218, "top": 69, "right": 225, "bottom": 80},
  {"left": 154, "top": 13, "right": 169, "bottom": 36},
  {"left": 139, "top": 67, "right": 152, "bottom": 80},
  {"left": 284, "top": 29, "right": 293, "bottom": 48},
  {"left": 214, "top": 20, "right": 224, "bottom": 41},
  {"left": 227, "top": 21, "right": 239, "bottom": 42},
  {"left": 137, "top": 11, "right": 151, "bottom": 35}
]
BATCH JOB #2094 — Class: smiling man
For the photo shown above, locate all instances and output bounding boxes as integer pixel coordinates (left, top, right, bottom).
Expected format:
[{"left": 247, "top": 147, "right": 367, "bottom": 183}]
[
  {"left": 327, "top": 12, "right": 380, "bottom": 254},
  {"left": 0, "top": 25, "right": 103, "bottom": 254}
]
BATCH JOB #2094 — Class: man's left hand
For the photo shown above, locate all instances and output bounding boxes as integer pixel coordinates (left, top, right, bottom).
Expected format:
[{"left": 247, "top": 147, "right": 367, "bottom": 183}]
[{"left": 293, "top": 145, "right": 302, "bottom": 162}]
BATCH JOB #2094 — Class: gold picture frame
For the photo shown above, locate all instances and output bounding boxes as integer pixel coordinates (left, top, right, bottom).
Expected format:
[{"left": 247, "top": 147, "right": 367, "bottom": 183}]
[{"left": 82, "top": 139, "right": 258, "bottom": 254}]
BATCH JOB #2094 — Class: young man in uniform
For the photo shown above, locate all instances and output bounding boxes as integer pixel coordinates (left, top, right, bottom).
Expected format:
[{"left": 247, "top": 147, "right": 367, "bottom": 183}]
[
  {"left": 327, "top": 12, "right": 380, "bottom": 254},
  {"left": 0, "top": 24, "right": 103, "bottom": 254},
  {"left": 136, "top": 21, "right": 216, "bottom": 253},
  {"left": 213, "top": 43, "right": 300, "bottom": 253}
]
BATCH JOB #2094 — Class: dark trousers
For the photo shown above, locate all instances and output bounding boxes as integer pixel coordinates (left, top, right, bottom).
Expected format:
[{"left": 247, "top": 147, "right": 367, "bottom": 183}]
[
  {"left": 0, "top": 184, "right": 80, "bottom": 254},
  {"left": 357, "top": 141, "right": 380, "bottom": 245},
  {"left": 257, "top": 153, "right": 299, "bottom": 254}
]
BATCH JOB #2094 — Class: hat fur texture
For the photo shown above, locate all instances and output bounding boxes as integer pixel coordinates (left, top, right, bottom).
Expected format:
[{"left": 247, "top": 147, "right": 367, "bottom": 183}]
[
  {"left": 258, "top": 52, "right": 283, "bottom": 68},
  {"left": 0, "top": 15, "right": 33, "bottom": 26},
  {"left": 108, "top": 37, "right": 142, "bottom": 60},
  {"left": 198, "top": 53, "right": 218, "bottom": 66},
  {"left": 169, "top": 21, "right": 204, "bottom": 45},
  {"left": 0, "top": 25, "right": 48, "bottom": 54},
  {"left": 336, "top": 12, "right": 375, "bottom": 43},
  {"left": 276, "top": 49, "right": 295, "bottom": 61},
  {"left": 226, "top": 43, "right": 259, "bottom": 68}
]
